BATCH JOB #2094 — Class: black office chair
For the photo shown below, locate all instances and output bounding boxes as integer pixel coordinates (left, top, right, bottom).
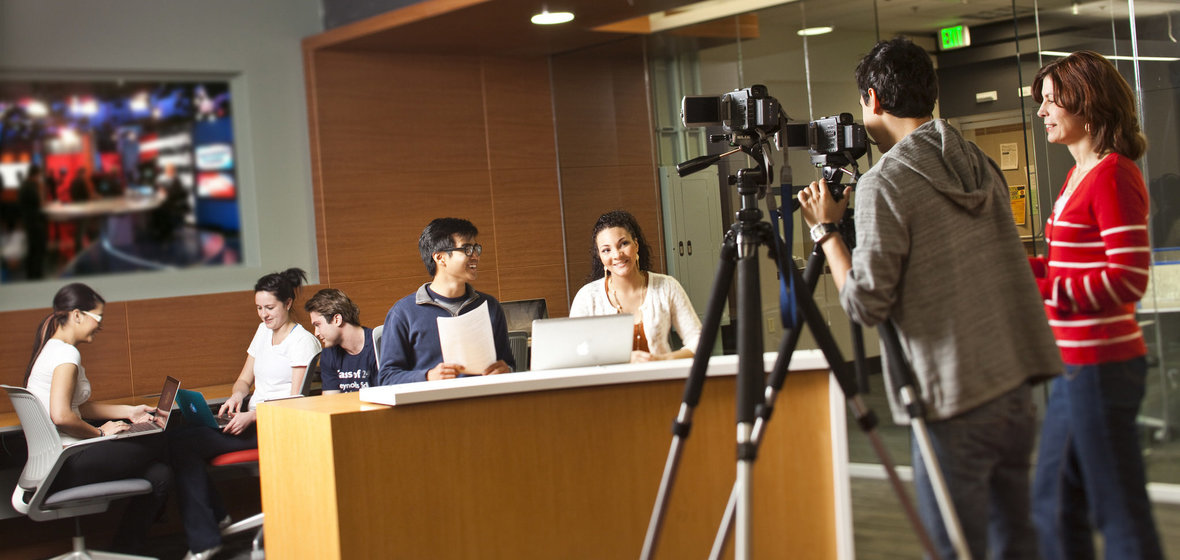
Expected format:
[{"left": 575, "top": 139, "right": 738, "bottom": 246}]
[
  {"left": 3, "top": 384, "right": 155, "bottom": 560},
  {"left": 502, "top": 299, "right": 547, "bottom": 372},
  {"left": 508, "top": 331, "right": 530, "bottom": 371}
]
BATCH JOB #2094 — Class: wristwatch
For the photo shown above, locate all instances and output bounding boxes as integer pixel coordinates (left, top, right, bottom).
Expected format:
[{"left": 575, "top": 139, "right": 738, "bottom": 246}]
[{"left": 809, "top": 222, "right": 839, "bottom": 244}]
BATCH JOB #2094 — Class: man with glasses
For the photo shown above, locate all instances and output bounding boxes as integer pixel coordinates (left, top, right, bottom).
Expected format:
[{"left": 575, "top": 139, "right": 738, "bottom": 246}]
[{"left": 375, "top": 217, "right": 514, "bottom": 385}]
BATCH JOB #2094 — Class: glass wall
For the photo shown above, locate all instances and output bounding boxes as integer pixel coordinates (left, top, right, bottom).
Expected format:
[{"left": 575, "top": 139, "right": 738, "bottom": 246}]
[{"left": 642, "top": 0, "right": 1180, "bottom": 487}]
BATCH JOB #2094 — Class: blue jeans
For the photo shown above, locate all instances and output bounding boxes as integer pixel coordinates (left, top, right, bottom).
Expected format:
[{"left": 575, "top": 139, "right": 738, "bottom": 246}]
[
  {"left": 912, "top": 384, "right": 1038, "bottom": 560},
  {"left": 1032, "top": 357, "right": 1163, "bottom": 560}
]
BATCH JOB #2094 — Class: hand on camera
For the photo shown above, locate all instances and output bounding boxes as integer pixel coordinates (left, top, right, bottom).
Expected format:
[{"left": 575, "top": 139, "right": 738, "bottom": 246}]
[{"left": 798, "top": 179, "right": 851, "bottom": 228}]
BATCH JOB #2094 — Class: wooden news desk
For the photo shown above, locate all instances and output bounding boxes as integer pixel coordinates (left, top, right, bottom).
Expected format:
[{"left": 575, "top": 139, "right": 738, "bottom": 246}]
[{"left": 256, "top": 351, "right": 851, "bottom": 559}]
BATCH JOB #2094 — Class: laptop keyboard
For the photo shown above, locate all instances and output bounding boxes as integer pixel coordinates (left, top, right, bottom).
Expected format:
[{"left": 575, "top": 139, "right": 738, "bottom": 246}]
[{"left": 122, "top": 421, "right": 159, "bottom": 434}]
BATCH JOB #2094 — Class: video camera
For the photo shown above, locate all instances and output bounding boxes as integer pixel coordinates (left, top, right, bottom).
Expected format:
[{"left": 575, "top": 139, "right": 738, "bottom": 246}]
[
  {"left": 678, "top": 84, "right": 869, "bottom": 194},
  {"left": 682, "top": 84, "right": 782, "bottom": 143}
]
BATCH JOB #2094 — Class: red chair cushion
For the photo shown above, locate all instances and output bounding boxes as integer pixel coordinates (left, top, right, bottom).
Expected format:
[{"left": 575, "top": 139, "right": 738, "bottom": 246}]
[{"left": 210, "top": 449, "right": 259, "bottom": 466}]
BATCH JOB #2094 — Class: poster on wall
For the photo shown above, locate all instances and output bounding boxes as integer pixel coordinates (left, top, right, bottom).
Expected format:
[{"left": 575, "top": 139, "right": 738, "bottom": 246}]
[
  {"left": 1000, "top": 142, "right": 1019, "bottom": 171},
  {"left": 1010, "top": 184, "right": 1027, "bottom": 226}
]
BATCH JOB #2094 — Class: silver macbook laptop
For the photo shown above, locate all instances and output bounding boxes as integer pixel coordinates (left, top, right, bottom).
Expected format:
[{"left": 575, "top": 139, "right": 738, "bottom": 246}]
[
  {"left": 113, "top": 376, "right": 179, "bottom": 438},
  {"left": 529, "top": 314, "right": 634, "bottom": 371}
]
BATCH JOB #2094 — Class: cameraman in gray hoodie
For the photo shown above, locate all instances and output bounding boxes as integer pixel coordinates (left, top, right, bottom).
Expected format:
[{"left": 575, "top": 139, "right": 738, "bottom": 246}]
[{"left": 798, "top": 37, "right": 1062, "bottom": 560}]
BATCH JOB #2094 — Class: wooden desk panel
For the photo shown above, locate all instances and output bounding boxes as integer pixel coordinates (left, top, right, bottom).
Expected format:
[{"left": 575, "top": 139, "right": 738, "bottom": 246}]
[{"left": 258, "top": 358, "right": 844, "bottom": 559}]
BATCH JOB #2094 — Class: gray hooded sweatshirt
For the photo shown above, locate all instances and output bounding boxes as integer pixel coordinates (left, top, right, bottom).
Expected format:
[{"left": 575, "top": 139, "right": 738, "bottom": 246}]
[{"left": 841, "top": 119, "right": 1062, "bottom": 423}]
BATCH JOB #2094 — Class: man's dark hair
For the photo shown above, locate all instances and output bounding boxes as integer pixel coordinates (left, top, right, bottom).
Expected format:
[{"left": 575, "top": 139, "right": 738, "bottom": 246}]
[
  {"left": 419, "top": 217, "right": 478, "bottom": 276},
  {"left": 855, "top": 36, "right": 938, "bottom": 118},
  {"left": 304, "top": 288, "right": 361, "bottom": 326}
]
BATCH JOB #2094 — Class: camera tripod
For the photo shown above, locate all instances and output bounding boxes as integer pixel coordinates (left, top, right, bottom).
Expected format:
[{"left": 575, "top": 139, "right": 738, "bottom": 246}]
[{"left": 640, "top": 140, "right": 968, "bottom": 559}]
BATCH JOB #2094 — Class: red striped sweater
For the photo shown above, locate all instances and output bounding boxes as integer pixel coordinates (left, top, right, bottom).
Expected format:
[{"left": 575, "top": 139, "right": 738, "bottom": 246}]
[{"left": 1029, "top": 153, "right": 1150, "bottom": 365}]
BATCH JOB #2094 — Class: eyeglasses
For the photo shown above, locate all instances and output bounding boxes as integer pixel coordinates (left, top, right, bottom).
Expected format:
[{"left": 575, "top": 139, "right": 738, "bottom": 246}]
[
  {"left": 439, "top": 243, "right": 482, "bottom": 257},
  {"left": 81, "top": 310, "right": 103, "bottom": 329}
]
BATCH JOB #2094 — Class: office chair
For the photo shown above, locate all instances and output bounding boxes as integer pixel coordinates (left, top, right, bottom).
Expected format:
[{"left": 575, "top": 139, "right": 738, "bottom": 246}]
[
  {"left": 500, "top": 298, "right": 549, "bottom": 334},
  {"left": 211, "top": 448, "right": 263, "bottom": 559},
  {"left": 371, "top": 324, "right": 383, "bottom": 365},
  {"left": 216, "top": 349, "right": 322, "bottom": 557},
  {"left": 508, "top": 331, "right": 530, "bottom": 371},
  {"left": 3, "top": 384, "right": 155, "bottom": 560}
]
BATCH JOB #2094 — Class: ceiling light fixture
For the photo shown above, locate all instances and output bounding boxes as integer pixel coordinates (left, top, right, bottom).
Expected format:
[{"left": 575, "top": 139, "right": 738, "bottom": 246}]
[
  {"left": 1041, "top": 50, "right": 1179, "bottom": 62},
  {"left": 532, "top": 10, "right": 575, "bottom": 25},
  {"left": 797, "top": 26, "right": 833, "bottom": 37}
]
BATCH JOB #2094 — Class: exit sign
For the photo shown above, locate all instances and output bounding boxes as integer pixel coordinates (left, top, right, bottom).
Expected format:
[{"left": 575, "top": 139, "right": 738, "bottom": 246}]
[{"left": 939, "top": 25, "right": 971, "bottom": 50}]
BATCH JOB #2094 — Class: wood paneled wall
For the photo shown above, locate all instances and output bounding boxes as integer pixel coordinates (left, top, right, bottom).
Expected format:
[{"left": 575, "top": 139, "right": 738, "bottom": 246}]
[
  {"left": 0, "top": 286, "right": 324, "bottom": 415},
  {"left": 305, "top": 48, "right": 572, "bottom": 325},
  {"left": 553, "top": 39, "right": 665, "bottom": 290},
  {"left": 306, "top": 39, "right": 662, "bottom": 327},
  {"left": 0, "top": 22, "right": 663, "bottom": 416}
]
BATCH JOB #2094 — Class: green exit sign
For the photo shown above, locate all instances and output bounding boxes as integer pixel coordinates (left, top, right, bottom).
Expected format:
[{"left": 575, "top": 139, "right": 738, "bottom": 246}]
[{"left": 939, "top": 25, "right": 971, "bottom": 50}]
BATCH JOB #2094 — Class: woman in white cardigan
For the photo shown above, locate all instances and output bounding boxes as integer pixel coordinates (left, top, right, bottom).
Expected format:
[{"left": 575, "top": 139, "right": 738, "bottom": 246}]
[{"left": 570, "top": 210, "right": 701, "bottom": 361}]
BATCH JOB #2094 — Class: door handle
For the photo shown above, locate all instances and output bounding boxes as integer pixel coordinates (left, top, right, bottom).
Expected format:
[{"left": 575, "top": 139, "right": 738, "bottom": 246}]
[
  {"left": 678, "top": 241, "right": 684, "bottom": 256},
  {"left": 687, "top": 240, "right": 693, "bottom": 255}
]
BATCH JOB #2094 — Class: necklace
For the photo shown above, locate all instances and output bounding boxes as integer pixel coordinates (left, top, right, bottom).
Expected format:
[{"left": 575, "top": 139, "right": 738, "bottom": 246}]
[
  {"left": 1063, "top": 152, "right": 1109, "bottom": 200},
  {"left": 607, "top": 272, "right": 647, "bottom": 314}
]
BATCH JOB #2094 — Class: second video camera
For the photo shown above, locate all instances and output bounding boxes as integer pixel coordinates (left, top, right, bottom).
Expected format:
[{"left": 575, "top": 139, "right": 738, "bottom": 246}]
[{"left": 682, "top": 84, "right": 781, "bottom": 136}]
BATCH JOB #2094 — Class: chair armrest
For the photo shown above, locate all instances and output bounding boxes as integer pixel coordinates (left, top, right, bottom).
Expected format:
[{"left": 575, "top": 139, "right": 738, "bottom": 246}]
[{"left": 15, "top": 434, "right": 119, "bottom": 513}]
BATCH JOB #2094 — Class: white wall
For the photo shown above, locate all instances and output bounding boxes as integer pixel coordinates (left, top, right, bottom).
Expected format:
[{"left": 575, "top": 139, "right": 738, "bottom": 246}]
[{"left": 0, "top": 0, "right": 322, "bottom": 310}]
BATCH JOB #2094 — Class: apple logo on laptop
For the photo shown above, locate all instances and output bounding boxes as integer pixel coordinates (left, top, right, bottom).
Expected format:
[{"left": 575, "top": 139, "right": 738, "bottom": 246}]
[{"left": 576, "top": 341, "right": 590, "bottom": 356}]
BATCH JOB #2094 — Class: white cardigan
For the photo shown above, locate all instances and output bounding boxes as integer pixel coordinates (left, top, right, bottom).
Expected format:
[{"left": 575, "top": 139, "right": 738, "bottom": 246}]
[{"left": 569, "top": 272, "right": 701, "bottom": 356}]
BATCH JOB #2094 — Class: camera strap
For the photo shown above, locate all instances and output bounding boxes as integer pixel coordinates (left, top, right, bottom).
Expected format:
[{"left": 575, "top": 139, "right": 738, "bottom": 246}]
[{"left": 767, "top": 185, "right": 799, "bottom": 330}]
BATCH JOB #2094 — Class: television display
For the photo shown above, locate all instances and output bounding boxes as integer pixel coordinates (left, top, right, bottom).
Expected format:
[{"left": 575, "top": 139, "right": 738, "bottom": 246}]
[{"left": 0, "top": 79, "right": 243, "bottom": 283}]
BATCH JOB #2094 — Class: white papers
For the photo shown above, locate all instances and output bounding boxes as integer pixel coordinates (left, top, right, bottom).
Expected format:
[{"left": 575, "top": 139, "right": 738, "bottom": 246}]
[{"left": 437, "top": 301, "right": 496, "bottom": 373}]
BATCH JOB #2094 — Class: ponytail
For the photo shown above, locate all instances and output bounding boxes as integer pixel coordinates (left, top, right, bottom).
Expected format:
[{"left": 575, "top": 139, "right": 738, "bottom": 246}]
[
  {"left": 25, "top": 283, "right": 105, "bottom": 384},
  {"left": 254, "top": 267, "right": 308, "bottom": 307}
]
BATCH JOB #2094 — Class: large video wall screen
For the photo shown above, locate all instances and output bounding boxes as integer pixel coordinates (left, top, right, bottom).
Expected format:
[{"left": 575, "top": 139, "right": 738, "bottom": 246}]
[{"left": 0, "top": 79, "right": 242, "bottom": 283}]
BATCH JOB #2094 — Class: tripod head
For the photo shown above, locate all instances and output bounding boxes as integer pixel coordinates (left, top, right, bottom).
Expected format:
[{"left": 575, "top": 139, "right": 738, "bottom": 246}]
[{"left": 676, "top": 128, "right": 777, "bottom": 234}]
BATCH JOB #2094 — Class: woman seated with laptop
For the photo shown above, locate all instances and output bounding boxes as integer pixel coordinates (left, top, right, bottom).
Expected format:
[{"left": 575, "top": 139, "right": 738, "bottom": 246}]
[
  {"left": 569, "top": 210, "right": 702, "bottom": 362},
  {"left": 170, "top": 268, "right": 320, "bottom": 560},
  {"left": 23, "top": 282, "right": 171, "bottom": 554}
]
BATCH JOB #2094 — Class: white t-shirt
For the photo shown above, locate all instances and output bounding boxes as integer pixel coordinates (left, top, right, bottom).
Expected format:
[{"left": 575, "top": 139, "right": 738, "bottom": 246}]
[
  {"left": 246, "top": 322, "right": 320, "bottom": 410},
  {"left": 569, "top": 272, "right": 702, "bottom": 356},
  {"left": 26, "top": 338, "right": 90, "bottom": 445}
]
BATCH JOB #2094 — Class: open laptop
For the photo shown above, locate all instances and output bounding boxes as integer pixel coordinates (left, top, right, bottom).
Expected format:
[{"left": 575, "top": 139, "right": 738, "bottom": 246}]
[
  {"left": 175, "top": 389, "right": 230, "bottom": 429},
  {"left": 529, "top": 314, "right": 634, "bottom": 371},
  {"left": 114, "top": 376, "right": 179, "bottom": 438}
]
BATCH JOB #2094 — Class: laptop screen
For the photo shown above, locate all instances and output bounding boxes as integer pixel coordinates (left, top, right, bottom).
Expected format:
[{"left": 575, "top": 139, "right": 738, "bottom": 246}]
[{"left": 153, "top": 376, "right": 180, "bottom": 428}]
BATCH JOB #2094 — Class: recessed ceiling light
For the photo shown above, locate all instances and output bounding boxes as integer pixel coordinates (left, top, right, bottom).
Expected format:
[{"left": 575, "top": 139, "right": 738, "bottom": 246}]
[
  {"left": 532, "top": 10, "right": 575, "bottom": 25},
  {"left": 797, "top": 26, "right": 833, "bottom": 37}
]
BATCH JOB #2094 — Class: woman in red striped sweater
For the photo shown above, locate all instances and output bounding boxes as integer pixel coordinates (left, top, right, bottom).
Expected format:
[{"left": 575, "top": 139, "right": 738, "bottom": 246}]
[{"left": 1028, "top": 51, "right": 1162, "bottom": 560}]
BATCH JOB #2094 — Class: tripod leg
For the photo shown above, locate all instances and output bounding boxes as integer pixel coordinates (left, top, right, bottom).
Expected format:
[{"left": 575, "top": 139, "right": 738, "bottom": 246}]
[
  {"left": 782, "top": 261, "right": 939, "bottom": 558},
  {"left": 641, "top": 233, "right": 737, "bottom": 560},
  {"left": 881, "top": 321, "right": 972, "bottom": 560},
  {"left": 710, "top": 246, "right": 827, "bottom": 560},
  {"left": 734, "top": 233, "right": 765, "bottom": 560}
]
